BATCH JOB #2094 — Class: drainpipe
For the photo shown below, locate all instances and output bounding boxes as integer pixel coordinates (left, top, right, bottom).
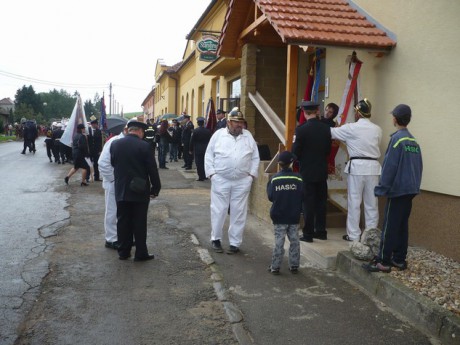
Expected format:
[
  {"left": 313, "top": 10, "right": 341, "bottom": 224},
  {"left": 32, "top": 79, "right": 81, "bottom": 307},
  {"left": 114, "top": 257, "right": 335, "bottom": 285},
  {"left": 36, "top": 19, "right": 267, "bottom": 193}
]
[{"left": 170, "top": 76, "right": 178, "bottom": 114}]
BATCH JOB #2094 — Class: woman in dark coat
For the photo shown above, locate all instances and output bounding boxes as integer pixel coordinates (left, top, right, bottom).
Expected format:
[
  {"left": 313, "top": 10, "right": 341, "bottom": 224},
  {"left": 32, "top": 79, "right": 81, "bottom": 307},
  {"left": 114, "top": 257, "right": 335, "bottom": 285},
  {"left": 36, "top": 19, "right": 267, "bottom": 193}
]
[
  {"left": 157, "top": 120, "right": 171, "bottom": 169},
  {"left": 64, "top": 124, "right": 90, "bottom": 186}
]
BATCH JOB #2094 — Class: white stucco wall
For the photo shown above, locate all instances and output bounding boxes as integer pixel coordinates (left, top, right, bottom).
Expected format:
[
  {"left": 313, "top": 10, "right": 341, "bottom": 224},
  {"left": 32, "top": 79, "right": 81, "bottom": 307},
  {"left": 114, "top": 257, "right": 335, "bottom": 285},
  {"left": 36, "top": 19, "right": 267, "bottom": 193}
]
[{"left": 325, "top": 1, "right": 460, "bottom": 196}]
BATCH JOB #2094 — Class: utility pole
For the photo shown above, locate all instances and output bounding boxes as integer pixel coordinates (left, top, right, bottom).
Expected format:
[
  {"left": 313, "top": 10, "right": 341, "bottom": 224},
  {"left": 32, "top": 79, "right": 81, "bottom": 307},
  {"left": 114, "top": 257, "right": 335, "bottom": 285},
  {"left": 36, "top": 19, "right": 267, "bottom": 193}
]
[{"left": 109, "top": 83, "right": 112, "bottom": 116}]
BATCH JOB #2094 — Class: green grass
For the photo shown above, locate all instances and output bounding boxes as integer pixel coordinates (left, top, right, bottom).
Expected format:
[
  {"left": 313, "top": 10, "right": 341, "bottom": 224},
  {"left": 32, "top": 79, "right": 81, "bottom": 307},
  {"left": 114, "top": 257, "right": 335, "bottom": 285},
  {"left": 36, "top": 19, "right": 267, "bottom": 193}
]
[{"left": 0, "top": 135, "right": 16, "bottom": 143}]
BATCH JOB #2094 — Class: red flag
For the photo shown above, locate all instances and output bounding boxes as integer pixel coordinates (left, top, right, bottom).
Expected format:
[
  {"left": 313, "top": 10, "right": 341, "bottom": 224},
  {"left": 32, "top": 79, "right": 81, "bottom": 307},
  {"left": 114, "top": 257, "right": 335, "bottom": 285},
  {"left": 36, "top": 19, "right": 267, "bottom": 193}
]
[
  {"left": 328, "top": 52, "right": 363, "bottom": 174},
  {"left": 205, "top": 98, "right": 217, "bottom": 133},
  {"left": 298, "top": 60, "right": 315, "bottom": 125}
]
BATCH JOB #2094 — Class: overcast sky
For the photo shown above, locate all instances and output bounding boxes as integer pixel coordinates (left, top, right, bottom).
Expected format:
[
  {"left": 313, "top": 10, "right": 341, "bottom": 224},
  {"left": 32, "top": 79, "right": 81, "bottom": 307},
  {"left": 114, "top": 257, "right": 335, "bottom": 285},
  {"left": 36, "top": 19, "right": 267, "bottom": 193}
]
[{"left": 1, "top": 0, "right": 211, "bottom": 114}]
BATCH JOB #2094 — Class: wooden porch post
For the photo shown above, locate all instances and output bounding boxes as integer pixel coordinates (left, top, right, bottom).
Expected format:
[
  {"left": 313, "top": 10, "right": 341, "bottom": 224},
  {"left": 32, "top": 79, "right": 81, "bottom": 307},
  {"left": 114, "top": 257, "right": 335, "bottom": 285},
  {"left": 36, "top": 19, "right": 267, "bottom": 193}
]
[{"left": 285, "top": 45, "right": 298, "bottom": 151}]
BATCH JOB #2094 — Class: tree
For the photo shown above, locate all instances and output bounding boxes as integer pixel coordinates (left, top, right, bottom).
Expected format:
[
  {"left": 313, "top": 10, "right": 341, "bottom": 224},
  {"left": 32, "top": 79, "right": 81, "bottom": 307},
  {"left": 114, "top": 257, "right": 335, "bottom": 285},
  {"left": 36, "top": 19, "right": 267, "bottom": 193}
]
[{"left": 14, "top": 85, "right": 43, "bottom": 115}]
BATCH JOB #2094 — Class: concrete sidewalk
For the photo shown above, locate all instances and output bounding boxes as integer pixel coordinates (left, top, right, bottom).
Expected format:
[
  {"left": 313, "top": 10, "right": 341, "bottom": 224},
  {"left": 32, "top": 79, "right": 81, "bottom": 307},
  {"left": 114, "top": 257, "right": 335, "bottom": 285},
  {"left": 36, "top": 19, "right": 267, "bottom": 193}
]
[{"left": 175, "top": 162, "right": 459, "bottom": 345}]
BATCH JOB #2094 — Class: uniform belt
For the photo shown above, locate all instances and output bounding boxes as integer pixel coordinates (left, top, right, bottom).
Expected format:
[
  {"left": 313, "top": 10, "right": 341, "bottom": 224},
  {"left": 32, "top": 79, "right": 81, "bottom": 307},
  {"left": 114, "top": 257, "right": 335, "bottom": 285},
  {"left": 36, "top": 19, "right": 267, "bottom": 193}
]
[{"left": 348, "top": 156, "right": 378, "bottom": 174}]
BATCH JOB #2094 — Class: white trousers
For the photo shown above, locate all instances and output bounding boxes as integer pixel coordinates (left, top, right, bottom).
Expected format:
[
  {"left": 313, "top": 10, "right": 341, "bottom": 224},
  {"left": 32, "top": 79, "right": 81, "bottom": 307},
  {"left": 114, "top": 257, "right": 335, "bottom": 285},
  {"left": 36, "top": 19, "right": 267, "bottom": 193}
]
[
  {"left": 210, "top": 174, "right": 253, "bottom": 247},
  {"left": 346, "top": 174, "right": 379, "bottom": 240},
  {"left": 104, "top": 182, "right": 118, "bottom": 242}
]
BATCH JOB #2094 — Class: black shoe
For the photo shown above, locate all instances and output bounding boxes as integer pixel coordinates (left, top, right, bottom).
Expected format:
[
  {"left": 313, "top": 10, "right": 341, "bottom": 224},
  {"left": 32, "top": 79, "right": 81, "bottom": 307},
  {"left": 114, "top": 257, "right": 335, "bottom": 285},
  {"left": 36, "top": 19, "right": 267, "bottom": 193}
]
[
  {"left": 94, "top": 178, "right": 102, "bottom": 182},
  {"left": 21, "top": 151, "right": 25, "bottom": 154},
  {"left": 312, "top": 232, "right": 327, "bottom": 240},
  {"left": 362, "top": 261, "right": 391, "bottom": 273},
  {"left": 211, "top": 240, "right": 223, "bottom": 253},
  {"left": 64, "top": 176, "right": 69, "bottom": 185},
  {"left": 181, "top": 165, "right": 187, "bottom": 168},
  {"left": 289, "top": 266, "right": 299, "bottom": 274},
  {"left": 391, "top": 260, "right": 408, "bottom": 271},
  {"left": 342, "top": 235, "right": 354, "bottom": 242},
  {"left": 299, "top": 235, "right": 313, "bottom": 243},
  {"left": 81, "top": 182, "right": 88, "bottom": 187},
  {"left": 196, "top": 179, "right": 205, "bottom": 181},
  {"left": 119, "top": 255, "right": 131, "bottom": 260},
  {"left": 49, "top": 158, "right": 53, "bottom": 163},
  {"left": 227, "top": 245, "right": 240, "bottom": 254},
  {"left": 105, "top": 241, "right": 120, "bottom": 250},
  {"left": 185, "top": 167, "right": 192, "bottom": 170},
  {"left": 134, "top": 254, "right": 155, "bottom": 262}
]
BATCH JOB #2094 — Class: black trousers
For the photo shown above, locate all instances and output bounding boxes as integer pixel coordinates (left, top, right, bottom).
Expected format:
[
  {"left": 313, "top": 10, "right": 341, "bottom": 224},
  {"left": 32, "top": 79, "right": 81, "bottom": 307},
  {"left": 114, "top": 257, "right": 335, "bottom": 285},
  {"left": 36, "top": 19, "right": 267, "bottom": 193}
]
[
  {"left": 116, "top": 201, "right": 150, "bottom": 258},
  {"left": 183, "top": 145, "right": 193, "bottom": 168},
  {"left": 378, "top": 194, "right": 415, "bottom": 265},
  {"left": 302, "top": 180, "right": 328, "bottom": 236},
  {"left": 195, "top": 151, "right": 206, "bottom": 180}
]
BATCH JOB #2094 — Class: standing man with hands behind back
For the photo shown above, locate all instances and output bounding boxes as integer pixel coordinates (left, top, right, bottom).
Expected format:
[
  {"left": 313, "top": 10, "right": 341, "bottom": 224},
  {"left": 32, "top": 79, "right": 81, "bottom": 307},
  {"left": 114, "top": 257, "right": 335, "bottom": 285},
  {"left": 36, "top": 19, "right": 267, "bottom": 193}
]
[
  {"left": 110, "top": 119, "right": 161, "bottom": 261},
  {"left": 292, "top": 101, "right": 332, "bottom": 242}
]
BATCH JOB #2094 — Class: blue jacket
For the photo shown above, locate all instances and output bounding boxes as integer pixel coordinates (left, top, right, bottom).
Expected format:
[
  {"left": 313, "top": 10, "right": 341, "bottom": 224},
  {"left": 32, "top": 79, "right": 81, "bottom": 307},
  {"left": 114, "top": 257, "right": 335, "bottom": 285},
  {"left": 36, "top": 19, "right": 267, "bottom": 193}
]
[
  {"left": 375, "top": 128, "right": 423, "bottom": 198},
  {"left": 267, "top": 168, "right": 303, "bottom": 224}
]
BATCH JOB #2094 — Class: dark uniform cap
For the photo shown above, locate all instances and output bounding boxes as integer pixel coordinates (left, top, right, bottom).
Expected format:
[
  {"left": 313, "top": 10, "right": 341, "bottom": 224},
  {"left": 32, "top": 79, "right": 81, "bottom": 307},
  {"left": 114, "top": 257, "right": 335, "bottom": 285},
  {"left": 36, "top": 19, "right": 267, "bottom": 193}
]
[
  {"left": 183, "top": 114, "right": 191, "bottom": 118},
  {"left": 77, "top": 123, "right": 85, "bottom": 129},
  {"left": 90, "top": 119, "right": 98, "bottom": 124},
  {"left": 127, "top": 119, "right": 148, "bottom": 130},
  {"left": 300, "top": 101, "right": 320, "bottom": 110},
  {"left": 391, "top": 104, "right": 412, "bottom": 118},
  {"left": 216, "top": 109, "right": 226, "bottom": 115},
  {"left": 196, "top": 117, "right": 205, "bottom": 123},
  {"left": 278, "top": 151, "right": 294, "bottom": 165},
  {"left": 354, "top": 98, "right": 372, "bottom": 118}
]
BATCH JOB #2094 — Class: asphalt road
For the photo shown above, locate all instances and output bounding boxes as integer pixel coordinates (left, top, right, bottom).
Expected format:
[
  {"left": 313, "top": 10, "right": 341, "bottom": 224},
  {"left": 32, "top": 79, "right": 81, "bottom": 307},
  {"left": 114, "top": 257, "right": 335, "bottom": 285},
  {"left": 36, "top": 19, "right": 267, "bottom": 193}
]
[{"left": 0, "top": 140, "right": 435, "bottom": 345}]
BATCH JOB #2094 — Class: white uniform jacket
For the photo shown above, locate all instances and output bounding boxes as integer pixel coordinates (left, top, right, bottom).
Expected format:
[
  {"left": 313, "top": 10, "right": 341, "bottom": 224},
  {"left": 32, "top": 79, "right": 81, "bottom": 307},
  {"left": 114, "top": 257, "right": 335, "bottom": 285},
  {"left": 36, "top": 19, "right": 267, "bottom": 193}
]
[
  {"left": 98, "top": 133, "right": 124, "bottom": 189},
  {"left": 331, "top": 118, "right": 382, "bottom": 175},
  {"left": 205, "top": 128, "right": 260, "bottom": 180}
]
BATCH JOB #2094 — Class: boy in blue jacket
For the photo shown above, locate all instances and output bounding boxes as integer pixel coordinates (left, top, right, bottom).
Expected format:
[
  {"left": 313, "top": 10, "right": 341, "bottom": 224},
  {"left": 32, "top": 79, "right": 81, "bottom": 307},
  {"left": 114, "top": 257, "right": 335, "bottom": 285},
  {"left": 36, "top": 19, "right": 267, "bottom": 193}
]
[
  {"left": 364, "top": 104, "right": 423, "bottom": 273},
  {"left": 266, "top": 151, "right": 303, "bottom": 274}
]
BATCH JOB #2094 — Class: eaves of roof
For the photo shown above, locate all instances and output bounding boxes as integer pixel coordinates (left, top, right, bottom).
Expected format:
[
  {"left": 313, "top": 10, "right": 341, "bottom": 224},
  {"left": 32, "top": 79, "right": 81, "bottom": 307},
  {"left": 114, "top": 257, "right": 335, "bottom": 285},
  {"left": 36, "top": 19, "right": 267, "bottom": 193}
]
[{"left": 219, "top": 0, "right": 396, "bottom": 57}]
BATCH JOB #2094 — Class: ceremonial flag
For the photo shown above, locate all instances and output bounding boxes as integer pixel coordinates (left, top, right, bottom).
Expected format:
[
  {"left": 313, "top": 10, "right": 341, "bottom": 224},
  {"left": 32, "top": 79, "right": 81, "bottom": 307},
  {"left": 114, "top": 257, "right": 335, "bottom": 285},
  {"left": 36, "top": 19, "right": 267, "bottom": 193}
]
[
  {"left": 298, "top": 49, "right": 321, "bottom": 125},
  {"left": 205, "top": 98, "right": 217, "bottom": 133},
  {"left": 328, "top": 52, "right": 362, "bottom": 174},
  {"left": 60, "top": 95, "right": 88, "bottom": 147},
  {"left": 100, "top": 96, "right": 107, "bottom": 130}
]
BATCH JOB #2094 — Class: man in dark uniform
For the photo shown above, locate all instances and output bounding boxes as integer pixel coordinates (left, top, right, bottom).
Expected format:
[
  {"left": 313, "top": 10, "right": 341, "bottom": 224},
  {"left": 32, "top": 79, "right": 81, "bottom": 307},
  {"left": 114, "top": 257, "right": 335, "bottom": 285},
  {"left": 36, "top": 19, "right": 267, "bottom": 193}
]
[
  {"left": 190, "top": 117, "right": 212, "bottom": 181},
  {"left": 87, "top": 118, "right": 103, "bottom": 181},
  {"left": 215, "top": 109, "right": 227, "bottom": 130},
  {"left": 292, "top": 101, "right": 332, "bottom": 242},
  {"left": 52, "top": 123, "right": 65, "bottom": 164},
  {"left": 144, "top": 119, "right": 158, "bottom": 161},
  {"left": 181, "top": 114, "right": 194, "bottom": 170},
  {"left": 110, "top": 119, "right": 161, "bottom": 261}
]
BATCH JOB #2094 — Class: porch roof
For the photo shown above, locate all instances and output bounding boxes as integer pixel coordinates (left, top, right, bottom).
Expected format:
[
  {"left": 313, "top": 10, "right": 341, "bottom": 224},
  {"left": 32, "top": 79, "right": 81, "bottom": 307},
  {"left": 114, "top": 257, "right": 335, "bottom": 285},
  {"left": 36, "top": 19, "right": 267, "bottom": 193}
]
[{"left": 218, "top": 0, "right": 396, "bottom": 57}]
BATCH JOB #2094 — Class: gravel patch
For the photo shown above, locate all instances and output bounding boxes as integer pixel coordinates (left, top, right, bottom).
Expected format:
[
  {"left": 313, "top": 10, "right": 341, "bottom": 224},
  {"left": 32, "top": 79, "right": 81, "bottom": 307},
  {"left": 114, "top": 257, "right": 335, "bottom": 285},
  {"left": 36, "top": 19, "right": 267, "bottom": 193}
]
[{"left": 390, "top": 247, "right": 460, "bottom": 317}]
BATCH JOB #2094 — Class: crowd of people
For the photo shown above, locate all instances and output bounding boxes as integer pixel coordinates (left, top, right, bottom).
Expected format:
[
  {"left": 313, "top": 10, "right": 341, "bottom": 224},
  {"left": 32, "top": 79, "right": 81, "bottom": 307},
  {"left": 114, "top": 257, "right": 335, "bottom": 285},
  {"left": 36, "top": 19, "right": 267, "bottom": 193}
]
[
  {"left": 267, "top": 99, "right": 422, "bottom": 274},
  {"left": 17, "top": 101, "right": 422, "bottom": 274}
]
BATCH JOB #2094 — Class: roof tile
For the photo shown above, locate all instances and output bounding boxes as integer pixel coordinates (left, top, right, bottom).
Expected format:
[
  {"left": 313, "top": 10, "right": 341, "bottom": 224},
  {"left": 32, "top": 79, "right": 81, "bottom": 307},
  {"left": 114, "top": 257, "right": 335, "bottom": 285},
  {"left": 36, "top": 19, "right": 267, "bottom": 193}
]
[{"left": 258, "top": 0, "right": 395, "bottom": 49}]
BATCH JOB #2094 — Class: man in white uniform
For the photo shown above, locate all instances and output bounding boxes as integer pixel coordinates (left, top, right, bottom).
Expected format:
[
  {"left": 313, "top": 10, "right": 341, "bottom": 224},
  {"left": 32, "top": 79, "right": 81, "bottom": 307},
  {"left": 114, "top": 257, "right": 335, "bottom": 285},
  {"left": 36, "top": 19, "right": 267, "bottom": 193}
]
[
  {"left": 205, "top": 108, "right": 260, "bottom": 253},
  {"left": 331, "top": 99, "right": 382, "bottom": 241},
  {"left": 98, "top": 126, "right": 127, "bottom": 249}
]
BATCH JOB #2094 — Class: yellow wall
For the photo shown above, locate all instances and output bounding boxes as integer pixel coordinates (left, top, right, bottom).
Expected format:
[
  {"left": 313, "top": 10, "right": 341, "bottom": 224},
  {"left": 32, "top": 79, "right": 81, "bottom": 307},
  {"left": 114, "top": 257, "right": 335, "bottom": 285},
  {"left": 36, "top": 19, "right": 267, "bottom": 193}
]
[{"left": 343, "top": 0, "right": 460, "bottom": 196}]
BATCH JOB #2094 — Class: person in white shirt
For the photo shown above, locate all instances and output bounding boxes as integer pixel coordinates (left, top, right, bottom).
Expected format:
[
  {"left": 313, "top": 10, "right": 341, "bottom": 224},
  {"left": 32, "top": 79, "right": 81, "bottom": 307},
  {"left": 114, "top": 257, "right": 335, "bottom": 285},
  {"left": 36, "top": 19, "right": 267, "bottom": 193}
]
[
  {"left": 205, "top": 108, "right": 260, "bottom": 254},
  {"left": 331, "top": 99, "right": 382, "bottom": 241},
  {"left": 97, "top": 126, "right": 127, "bottom": 249}
]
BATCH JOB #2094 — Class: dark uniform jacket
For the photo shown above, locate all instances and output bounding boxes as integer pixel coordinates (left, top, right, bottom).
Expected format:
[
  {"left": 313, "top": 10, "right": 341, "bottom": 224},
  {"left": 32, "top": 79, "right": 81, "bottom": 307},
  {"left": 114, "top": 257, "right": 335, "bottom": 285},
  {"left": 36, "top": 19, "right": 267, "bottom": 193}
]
[
  {"left": 216, "top": 118, "right": 227, "bottom": 130},
  {"left": 88, "top": 127, "right": 103, "bottom": 155},
  {"left": 292, "top": 118, "right": 331, "bottom": 182},
  {"left": 181, "top": 121, "right": 194, "bottom": 148},
  {"left": 266, "top": 168, "right": 304, "bottom": 224},
  {"left": 190, "top": 126, "right": 212, "bottom": 154},
  {"left": 375, "top": 128, "right": 422, "bottom": 198},
  {"left": 110, "top": 134, "right": 161, "bottom": 202}
]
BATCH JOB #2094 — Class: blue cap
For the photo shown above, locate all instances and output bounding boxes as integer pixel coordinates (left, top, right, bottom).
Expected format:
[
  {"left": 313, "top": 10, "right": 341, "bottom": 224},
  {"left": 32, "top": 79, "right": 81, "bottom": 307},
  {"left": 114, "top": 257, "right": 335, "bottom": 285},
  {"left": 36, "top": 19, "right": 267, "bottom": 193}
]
[
  {"left": 300, "top": 101, "right": 320, "bottom": 110},
  {"left": 278, "top": 151, "right": 294, "bottom": 165},
  {"left": 197, "top": 117, "right": 205, "bottom": 123}
]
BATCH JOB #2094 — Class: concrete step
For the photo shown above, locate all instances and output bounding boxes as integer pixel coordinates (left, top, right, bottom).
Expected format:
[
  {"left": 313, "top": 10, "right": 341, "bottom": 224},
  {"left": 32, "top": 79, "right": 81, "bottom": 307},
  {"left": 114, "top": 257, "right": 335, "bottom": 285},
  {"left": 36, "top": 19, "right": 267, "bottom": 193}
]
[{"left": 299, "top": 227, "right": 350, "bottom": 269}]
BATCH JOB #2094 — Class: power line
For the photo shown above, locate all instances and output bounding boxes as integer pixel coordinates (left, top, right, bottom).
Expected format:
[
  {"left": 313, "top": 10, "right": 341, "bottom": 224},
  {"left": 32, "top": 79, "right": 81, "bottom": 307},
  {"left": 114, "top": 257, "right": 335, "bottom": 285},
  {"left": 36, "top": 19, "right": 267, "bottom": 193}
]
[{"left": 0, "top": 69, "right": 107, "bottom": 89}]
